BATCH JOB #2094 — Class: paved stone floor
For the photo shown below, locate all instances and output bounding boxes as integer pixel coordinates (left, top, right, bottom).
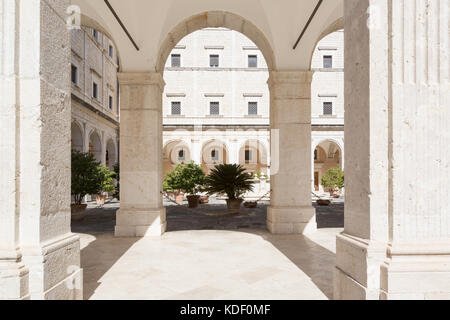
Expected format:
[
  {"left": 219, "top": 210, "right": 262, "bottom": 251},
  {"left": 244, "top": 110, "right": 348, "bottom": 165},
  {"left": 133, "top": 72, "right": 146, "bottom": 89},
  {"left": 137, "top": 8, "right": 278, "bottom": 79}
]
[{"left": 73, "top": 199, "right": 344, "bottom": 300}]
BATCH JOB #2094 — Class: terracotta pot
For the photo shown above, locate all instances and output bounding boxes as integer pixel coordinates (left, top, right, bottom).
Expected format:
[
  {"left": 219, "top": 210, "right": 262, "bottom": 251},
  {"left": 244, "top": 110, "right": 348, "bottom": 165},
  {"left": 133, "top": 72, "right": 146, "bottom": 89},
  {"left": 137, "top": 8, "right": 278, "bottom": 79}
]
[
  {"left": 226, "top": 199, "right": 243, "bottom": 214},
  {"left": 95, "top": 194, "right": 107, "bottom": 206},
  {"left": 199, "top": 196, "right": 209, "bottom": 204},
  {"left": 244, "top": 201, "right": 258, "bottom": 208},
  {"left": 317, "top": 199, "right": 331, "bottom": 206},
  {"left": 175, "top": 193, "right": 185, "bottom": 203},
  {"left": 187, "top": 195, "right": 201, "bottom": 208},
  {"left": 71, "top": 204, "right": 87, "bottom": 221}
]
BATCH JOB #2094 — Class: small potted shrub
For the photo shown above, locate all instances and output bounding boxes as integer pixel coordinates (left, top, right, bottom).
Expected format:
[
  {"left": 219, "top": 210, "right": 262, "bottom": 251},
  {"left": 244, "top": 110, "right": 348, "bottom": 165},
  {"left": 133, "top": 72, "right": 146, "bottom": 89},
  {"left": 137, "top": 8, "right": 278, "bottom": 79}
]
[
  {"left": 164, "top": 162, "right": 206, "bottom": 208},
  {"left": 321, "top": 168, "right": 345, "bottom": 197},
  {"left": 94, "top": 165, "right": 115, "bottom": 206},
  {"left": 204, "top": 164, "right": 254, "bottom": 214},
  {"left": 71, "top": 151, "right": 103, "bottom": 221}
]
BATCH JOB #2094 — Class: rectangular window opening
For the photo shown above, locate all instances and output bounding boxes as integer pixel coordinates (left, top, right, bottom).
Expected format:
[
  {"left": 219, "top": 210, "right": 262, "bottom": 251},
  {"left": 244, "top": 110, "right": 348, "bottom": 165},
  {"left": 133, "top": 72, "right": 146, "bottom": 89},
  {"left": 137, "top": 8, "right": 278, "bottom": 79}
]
[
  {"left": 248, "top": 102, "right": 258, "bottom": 115},
  {"left": 323, "top": 55, "right": 333, "bottom": 68},
  {"left": 248, "top": 55, "right": 258, "bottom": 68},
  {"left": 171, "top": 102, "right": 181, "bottom": 115},
  {"left": 323, "top": 102, "right": 333, "bottom": 115},
  {"left": 210, "top": 102, "right": 220, "bottom": 115},
  {"left": 210, "top": 55, "right": 219, "bottom": 68},
  {"left": 92, "top": 82, "right": 98, "bottom": 99},
  {"left": 71, "top": 65, "right": 78, "bottom": 85},
  {"left": 171, "top": 54, "right": 181, "bottom": 67}
]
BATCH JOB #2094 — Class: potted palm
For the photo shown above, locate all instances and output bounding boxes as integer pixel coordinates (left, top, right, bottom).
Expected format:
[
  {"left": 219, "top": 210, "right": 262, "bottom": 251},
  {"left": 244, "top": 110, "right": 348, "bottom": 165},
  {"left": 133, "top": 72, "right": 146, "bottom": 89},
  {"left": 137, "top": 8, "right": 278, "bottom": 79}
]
[
  {"left": 204, "top": 164, "right": 254, "bottom": 213},
  {"left": 71, "top": 151, "right": 103, "bottom": 221},
  {"left": 164, "top": 162, "right": 206, "bottom": 208}
]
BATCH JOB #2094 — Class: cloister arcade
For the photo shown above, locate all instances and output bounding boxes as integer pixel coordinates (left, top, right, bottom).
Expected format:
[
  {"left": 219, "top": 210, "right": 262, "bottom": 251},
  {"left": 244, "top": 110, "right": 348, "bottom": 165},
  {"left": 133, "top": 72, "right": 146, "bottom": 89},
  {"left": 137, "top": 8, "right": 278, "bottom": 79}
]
[{"left": 1, "top": 0, "right": 448, "bottom": 300}]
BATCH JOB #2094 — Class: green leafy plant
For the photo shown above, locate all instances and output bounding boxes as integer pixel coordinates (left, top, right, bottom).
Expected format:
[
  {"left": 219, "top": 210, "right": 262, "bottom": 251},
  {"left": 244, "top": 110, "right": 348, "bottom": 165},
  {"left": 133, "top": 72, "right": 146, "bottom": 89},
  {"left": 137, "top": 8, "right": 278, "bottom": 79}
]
[
  {"left": 163, "top": 162, "right": 206, "bottom": 195},
  {"left": 321, "top": 168, "right": 345, "bottom": 192},
  {"left": 112, "top": 162, "right": 120, "bottom": 200},
  {"left": 97, "top": 164, "right": 115, "bottom": 194},
  {"left": 71, "top": 151, "right": 103, "bottom": 205},
  {"left": 204, "top": 164, "right": 254, "bottom": 200}
]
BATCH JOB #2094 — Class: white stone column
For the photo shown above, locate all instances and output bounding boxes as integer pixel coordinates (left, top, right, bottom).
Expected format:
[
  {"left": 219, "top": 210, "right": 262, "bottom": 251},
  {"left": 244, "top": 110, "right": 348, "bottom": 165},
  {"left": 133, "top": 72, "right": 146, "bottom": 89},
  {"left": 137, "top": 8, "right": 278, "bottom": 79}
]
[
  {"left": 0, "top": 0, "right": 29, "bottom": 300},
  {"left": 229, "top": 139, "right": 240, "bottom": 165},
  {"left": 0, "top": 0, "right": 83, "bottom": 300},
  {"left": 115, "top": 72, "right": 166, "bottom": 237},
  {"left": 267, "top": 71, "right": 316, "bottom": 234},
  {"left": 191, "top": 139, "right": 202, "bottom": 165},
  {"left": 335, "top": 0, "right": 450, "bottom": 300}
]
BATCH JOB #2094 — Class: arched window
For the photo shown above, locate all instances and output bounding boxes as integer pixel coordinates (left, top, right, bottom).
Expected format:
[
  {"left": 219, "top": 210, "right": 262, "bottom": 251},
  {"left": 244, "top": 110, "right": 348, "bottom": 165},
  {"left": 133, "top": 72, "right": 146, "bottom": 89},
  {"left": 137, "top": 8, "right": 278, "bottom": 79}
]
[
  {"left": 211, "top": 149, "right": 219, "bottom": 161},
  {"left": 178, "top": 149, "right": 186, "bottom": 161}
]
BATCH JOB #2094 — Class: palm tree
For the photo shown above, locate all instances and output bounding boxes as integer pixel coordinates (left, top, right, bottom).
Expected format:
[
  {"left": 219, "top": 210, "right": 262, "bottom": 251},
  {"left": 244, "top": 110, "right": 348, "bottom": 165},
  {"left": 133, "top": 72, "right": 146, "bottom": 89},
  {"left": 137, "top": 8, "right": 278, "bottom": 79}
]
[{"left": 204, "top": 164, "right": 255, "bottom": 212}]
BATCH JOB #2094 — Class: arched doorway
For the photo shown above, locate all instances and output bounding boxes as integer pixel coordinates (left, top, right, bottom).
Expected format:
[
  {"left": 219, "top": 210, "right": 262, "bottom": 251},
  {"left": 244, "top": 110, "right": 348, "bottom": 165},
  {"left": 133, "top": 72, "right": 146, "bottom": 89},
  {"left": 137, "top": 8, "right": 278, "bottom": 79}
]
[
  {"left": 71, "top": 122, "right": 84, "bottom": 152},
  {"left": 106, "top": 139, "right": 117, "bottom": 170},
  {"left": 163, "top": 140, "right": 191, "bottom": 177},
  {"left": 313, "top": 140, "right": 343, "bottom": 193},
  {"left": 201, "top": 140, "right": 229, "bottom": 174},
  {"left": 89, "top": 130, "right": 102, "bottom": 163}
]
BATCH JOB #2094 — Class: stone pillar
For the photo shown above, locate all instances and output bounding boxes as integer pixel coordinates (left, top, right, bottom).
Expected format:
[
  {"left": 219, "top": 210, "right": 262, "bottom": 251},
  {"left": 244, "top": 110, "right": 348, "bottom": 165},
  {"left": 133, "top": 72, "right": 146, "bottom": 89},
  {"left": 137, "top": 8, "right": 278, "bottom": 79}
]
[
  {"left": 115, "top": 73, "right": 167, "bottom": 237},
  {"left": 335, "top": 0, "right": 450, "bottom": 300},
  {"left": 0, "top": 0, "right": 29, "bottom": 300},
  {"left": 0, "top": 0, "right": 83, "bottom": 300},
  {"left": 191, "top": 139, "right": 202, "bottom": 165},
  {"left": 229, "top": 139, "right": 240, "bottom": 165},
  {"left": 267, "top": 71, "right": 316, "bottom": 234}
]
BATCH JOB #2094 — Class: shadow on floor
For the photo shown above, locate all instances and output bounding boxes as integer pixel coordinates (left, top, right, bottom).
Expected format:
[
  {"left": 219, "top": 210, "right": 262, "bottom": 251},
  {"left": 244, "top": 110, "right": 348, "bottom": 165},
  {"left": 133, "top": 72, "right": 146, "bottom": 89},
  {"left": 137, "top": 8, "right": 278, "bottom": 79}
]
[
  {"left": 73, "top": 201, "right": 343, "bottom": 299},
  {"left": 72, "top": 203, "right": 139, "bottom": 299}
]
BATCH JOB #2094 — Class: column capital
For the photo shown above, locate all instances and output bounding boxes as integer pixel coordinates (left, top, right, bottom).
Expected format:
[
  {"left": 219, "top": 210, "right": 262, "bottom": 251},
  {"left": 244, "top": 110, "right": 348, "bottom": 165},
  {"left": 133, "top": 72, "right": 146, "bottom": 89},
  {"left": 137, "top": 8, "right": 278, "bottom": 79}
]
[
  {"left": 268, "top": 70, "right": 314, "bottom": 88},
  {"left": 118, "top": 72, "right": 166, "bottom": 90}
]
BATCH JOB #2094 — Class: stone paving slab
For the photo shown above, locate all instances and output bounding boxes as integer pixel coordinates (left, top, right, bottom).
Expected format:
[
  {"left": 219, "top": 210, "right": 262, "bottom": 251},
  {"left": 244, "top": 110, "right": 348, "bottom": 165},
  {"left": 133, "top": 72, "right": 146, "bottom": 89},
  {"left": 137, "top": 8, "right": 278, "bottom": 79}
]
[{"left": 72, "top": 199, "right": 344, "bottom": 234}]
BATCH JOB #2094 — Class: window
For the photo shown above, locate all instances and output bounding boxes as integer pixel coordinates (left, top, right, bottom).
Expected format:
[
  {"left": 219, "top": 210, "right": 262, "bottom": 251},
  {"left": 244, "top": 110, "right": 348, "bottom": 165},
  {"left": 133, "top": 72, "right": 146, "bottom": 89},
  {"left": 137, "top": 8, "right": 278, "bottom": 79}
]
[
  {"left": 171, "top": 54, "right": 181, "bottom": 67},
  {"left": 92, "top": 82, "right": 98, "bottom": 99},
  {"left": 210, "top": 102, "right": 220, "bottom": 115},
  {"left": 93, "top": 29, "right": 99, "bottom": 41},
  {"left": 178, "top": 149, "right": 186, "bottom": 161},
  {"left": 248, "top": 102, "right": 258, "bottom": 115},
  {"left": 248, "top": 55, "right": 258, "bottom": 68},
  {"left": 171, "top": 102, "right": 181, "bottom": 115},
  {"left": 314, "top": 149, "right": 318, "bottom": 161},
  {"left": 109, "top": 96, "right": 113, "bottom": 110},
  {"left": 210, "top": 55, "right": 219, "bottom": 68},
  {"left": 323, "top": 55, "right": 333, "bottom": 68},
  {"left": 71, "top": 65, "right": 78, "bottom": 85},
  {"left": 109, "top": 45, "right": 114, "bottom": 58},
  {"left": 323, "top": 102, "right": 333, "bottom": 115},
  {"left": 211, "top": 150, "right": 219, "bottom": 161},
  {"left": 245, "top": 150, "right": 252, "bottom": 163}
]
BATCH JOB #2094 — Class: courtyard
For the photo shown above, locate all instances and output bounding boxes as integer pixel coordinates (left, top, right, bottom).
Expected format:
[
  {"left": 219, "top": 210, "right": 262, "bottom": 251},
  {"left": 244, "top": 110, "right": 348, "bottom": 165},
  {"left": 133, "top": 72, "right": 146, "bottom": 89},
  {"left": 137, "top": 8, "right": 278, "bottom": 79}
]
[{"left": 73, "top": 200, "right": 344, "bottom": 300}]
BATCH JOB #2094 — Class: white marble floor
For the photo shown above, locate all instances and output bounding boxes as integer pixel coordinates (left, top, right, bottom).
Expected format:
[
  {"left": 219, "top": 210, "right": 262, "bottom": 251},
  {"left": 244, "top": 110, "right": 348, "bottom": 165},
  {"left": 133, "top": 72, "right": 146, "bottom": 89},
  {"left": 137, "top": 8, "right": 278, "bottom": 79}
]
[{"left": 78, "top": 228, "right": 342, "bottom": 300}]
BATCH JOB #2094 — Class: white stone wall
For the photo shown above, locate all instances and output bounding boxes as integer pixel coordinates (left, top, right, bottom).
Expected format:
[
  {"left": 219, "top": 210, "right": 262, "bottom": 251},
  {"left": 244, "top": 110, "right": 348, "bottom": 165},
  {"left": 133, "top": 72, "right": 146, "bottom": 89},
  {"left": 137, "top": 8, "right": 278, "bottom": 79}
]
[
  {"left": 70, "top": 26, "right": 119, "bottom": 168},
  {"left": 163, "top": 28, "right": 345, "bottom": 192}
]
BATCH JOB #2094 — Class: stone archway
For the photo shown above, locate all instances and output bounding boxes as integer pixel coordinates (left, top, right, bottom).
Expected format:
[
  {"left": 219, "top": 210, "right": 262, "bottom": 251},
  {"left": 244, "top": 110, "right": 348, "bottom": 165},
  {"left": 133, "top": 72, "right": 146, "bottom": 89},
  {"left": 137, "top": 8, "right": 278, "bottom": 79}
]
[
  {"left": 163, "top": 140, "right": 192, "bottom": 176},
  {"left": 106, "top": 139, "right": 117, "bottom": 170},
  {"left": 71, "top": 121, "right": 84, "bottom": 152},
  {"left": 89, "top": 130, "right": 103, "bottom": 163},
  {"left": 116, "top": 10, "right": 316, "bottom": 237},
  {"left": 201, "top": 139, "right": 229, "bottom": 174}
]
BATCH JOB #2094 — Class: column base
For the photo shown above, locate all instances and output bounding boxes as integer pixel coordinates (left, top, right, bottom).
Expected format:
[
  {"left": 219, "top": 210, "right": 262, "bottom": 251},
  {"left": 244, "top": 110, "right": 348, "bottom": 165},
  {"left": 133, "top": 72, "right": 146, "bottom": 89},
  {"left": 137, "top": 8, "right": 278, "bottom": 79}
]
[
  {"left": 0, "top": 251, "right": 30, "bottom": 300},
  {"left": 380, "top": 240, "right": 450, "bottom": 300},
  {"left": 267, "top": 206, "right": 317, "bottom": 234},
  {"left": 334, "top": 233, "right": 386, "bottom": 300},
  {"left": 115, "top": 208, "right": 167, "bottom": 237},
  {"left": 21, "top": 234, "right": 83, "bottom": 300}
]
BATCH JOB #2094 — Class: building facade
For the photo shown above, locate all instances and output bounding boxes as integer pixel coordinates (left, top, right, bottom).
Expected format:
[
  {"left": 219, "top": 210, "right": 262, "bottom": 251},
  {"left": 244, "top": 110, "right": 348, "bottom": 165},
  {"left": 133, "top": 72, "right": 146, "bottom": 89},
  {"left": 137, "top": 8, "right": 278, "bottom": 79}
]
[
  {"left": 70, "top": 26, "right": 120, "bottom": 170},
  {"left": 163, "top": 28, "right": 344, "bottom": 193}
]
